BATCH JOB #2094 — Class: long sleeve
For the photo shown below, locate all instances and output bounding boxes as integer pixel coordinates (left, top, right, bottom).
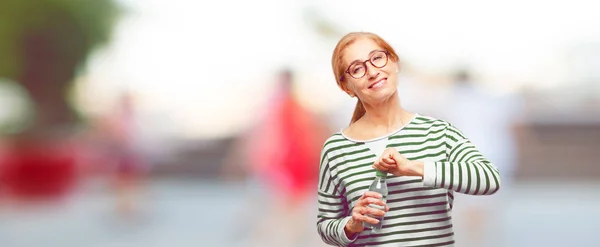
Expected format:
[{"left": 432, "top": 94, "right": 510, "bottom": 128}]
[
  {"left": 317, "top": 155, "right": 357, "bottom": 246},
  {"left": 422, "top": 124, "right": 501, "bottom": 195}
]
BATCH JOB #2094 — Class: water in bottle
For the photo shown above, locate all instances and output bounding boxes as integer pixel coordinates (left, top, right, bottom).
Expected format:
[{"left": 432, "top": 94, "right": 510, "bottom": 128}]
[{"left": 362, "top": 170, "right": 388, "bottom": 232}]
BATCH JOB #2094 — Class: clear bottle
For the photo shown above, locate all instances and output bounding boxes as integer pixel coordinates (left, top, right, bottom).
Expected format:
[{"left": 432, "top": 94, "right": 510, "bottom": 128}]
[{"left": 362, "top": 170, "right": 388, "bottom": 232}]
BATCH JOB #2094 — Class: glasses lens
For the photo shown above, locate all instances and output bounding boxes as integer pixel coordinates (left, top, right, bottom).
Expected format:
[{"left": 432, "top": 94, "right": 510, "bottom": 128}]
[
  {"left": 371, "top": 51, "right": 388, "bottom": 68},
  {"left": 349, "top": 63, "right": 366, "bottom": 79}
]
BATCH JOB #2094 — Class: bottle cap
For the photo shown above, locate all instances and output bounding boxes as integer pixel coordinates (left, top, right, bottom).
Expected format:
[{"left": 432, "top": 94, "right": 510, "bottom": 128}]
[{"left": 375, "top": 170, "right": 387, "bottom": 177}]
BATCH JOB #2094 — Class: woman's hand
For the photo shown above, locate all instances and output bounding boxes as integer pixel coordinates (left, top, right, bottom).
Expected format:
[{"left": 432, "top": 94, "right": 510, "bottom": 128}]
[
  {"left": 344, "top": 191, "right": 389, "bottom": 236},
  {"left": 373, "top": 147, "right": 424, "bottom": 177}
]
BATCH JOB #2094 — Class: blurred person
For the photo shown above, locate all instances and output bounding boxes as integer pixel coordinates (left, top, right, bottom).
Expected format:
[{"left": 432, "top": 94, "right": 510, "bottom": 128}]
[
  {"left": 224, "top": 69, "right": 330, "bottom": 246},
  {"left": 98, "top": 92, "right": 148, "bottom": 220},
  {"left": 317, "top": 32, "right": 502, "bottom": 247},
  {"left": 246, "top": 69, "right": 328, "bottom": 203},
  {"left": 441, "top": 69, "right": 523, "bottom": 247}
]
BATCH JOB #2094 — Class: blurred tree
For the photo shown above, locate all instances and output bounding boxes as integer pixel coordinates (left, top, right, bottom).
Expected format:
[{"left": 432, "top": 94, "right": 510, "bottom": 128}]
[
  {"left": 302, "top": 6, "right": 345, "bottom": 41},
  {"left": 0, "top": 0, "right": 120, "bottom": 137},
  {"left": 0, "top": 0, "right": 120, "bottom": 200}
]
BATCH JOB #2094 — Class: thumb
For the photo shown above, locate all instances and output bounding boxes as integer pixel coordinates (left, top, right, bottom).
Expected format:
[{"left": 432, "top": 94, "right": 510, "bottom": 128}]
[{"left": 388, "top": 150, "right": 397, "bottom": 159}]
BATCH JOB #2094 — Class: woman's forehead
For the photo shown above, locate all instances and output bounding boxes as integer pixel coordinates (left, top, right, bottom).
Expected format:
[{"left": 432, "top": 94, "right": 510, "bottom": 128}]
[{"left": 343, "top": 39, "right": 381, "bottom": 62}]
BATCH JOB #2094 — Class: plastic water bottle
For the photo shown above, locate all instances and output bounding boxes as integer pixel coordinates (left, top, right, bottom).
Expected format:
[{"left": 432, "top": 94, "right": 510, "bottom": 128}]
[{"left": 363, "top": 170, "right": 388, "bottom": 232}]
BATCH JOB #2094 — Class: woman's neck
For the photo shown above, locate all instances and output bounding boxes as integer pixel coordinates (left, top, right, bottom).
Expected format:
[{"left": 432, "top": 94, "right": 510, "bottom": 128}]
[{"left": 361, "top": 93, "right": 411, "bottom": 132}]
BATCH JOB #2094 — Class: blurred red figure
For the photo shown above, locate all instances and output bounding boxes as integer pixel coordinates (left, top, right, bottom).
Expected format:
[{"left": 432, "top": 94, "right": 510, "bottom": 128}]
[
  {"left": 227, "top": 69, "right": 330, "bottom": 246},
  {"left": 247, "top": 70, "right": 325, "bottom": 204}
]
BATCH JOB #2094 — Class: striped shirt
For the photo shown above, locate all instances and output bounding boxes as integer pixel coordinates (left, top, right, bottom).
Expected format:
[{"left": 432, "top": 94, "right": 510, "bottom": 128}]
[{"left": 317, "top": 115, "right": 501, "bottom": 247}]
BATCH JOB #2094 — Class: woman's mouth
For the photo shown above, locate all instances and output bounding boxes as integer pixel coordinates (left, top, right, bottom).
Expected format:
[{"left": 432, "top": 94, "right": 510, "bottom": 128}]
[{"left": 368, "top": 78, "right": 387, "bottom": 89}]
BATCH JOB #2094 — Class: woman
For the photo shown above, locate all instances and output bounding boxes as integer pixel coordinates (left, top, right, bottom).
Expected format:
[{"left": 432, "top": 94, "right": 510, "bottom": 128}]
[{"left": 317, "top": 32, "right": 501, "bottom": 247}]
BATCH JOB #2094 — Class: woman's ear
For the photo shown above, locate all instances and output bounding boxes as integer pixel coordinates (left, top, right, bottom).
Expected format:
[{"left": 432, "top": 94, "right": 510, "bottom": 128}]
[
  {"left": 340, "top": 83, "right": 354, "bottom": 97},
  {"left": 346, "top": 90, "right": 355, "bottom": 98}
]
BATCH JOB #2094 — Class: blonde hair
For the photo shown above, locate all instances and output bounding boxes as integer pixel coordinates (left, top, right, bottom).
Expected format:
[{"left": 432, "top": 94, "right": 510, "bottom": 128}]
[{"left": 331, "top": 32, "right": 400, "bottom": 124}]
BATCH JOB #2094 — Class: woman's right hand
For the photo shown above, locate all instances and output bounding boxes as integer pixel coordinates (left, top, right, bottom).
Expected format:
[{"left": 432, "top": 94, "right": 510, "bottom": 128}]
[{"left": 344, "top": 191, "right": 389, "bottom": 236}]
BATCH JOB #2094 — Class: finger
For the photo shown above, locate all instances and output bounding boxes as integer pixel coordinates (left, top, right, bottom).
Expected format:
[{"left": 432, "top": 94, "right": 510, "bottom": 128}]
[
  {"left": 377, "top": 162, "right": 395, "bottom": 169},
  {"left": 375, "top": 157, "right": 395, "bottom": 167},
  {"left": 353, "top": 212, "right": 379, "bottom": 225},
  {"left": 386, "top": 205, "right": 390, "bottom": 212},
  {"left": 379, "top": 161, "right": 395, "bottom": 167},
  {"left": 384, "top": 149, "right": 401, "bottom": 161},
  {"left": 383, "top": 156, "right": 396, "bottom": 164},
  {"left": 373, "top": 160, "right": 389, "bottom": 169},
  {"left": 356, "top": 208, "right": 383, "bottom": 223},
  {"left": 372, "top": 163, "right": 389, "bottom": 172},
  {"left": 365, "top": 197, "right": 386, "bottom": 206},
  {"left": 362, "top": 191, "right": 383, "bottom": 199},
  {"left": 373, "top": 159, "right": 384, "bottom": 168},
  {"left": 364, "top": 216, "right": 380, "bottom": 225},
  {"left": 351, "top": 212, "right": 363, "bottom": 224},
  {"left": 358, "top": 192, "right": 379, "bottom": 205},
  {"left": 363, "top": 206, "right": 386, "bottom": 217}
]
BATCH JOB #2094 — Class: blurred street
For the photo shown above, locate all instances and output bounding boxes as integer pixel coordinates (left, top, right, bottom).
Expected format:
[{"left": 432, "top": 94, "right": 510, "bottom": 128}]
[{"left": 1, "top": 179, "right": 600, "bottom": 247}]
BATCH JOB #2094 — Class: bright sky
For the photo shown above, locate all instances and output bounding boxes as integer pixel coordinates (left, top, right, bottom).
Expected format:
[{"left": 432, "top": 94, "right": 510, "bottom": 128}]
[{"left": 73, "top": 0, "right": 600, "bottom": 140}]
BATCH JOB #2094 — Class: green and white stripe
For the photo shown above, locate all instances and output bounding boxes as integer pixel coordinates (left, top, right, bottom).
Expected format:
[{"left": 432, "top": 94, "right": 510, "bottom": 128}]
[{"left": 317, "top": 115, "right": 501, "bottom": 246}]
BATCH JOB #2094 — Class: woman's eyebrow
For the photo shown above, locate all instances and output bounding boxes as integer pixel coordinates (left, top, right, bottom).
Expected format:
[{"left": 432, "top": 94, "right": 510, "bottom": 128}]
[{"left": 348, "top": 49, "right": 380, "bottom": 65}]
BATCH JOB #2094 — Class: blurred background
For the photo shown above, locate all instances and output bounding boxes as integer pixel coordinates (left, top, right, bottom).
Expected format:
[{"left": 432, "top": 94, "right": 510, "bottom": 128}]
[{"left": 0, "top": 0, "right": 599, "bottom": 246}]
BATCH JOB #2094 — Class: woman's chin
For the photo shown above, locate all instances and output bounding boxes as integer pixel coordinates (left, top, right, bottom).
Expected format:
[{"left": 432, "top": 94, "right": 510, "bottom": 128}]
[{"left": 366, "top": 87, "right": 397, "bottom": 104}]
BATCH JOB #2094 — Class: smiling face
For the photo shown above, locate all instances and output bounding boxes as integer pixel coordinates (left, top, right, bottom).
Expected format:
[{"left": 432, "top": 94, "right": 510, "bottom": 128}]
[
  {"left": 332, "top": 33, "right": 400, "bottom": 106},
  {"left": 342, "top": 38, "right": 399, "bottom": 104}
]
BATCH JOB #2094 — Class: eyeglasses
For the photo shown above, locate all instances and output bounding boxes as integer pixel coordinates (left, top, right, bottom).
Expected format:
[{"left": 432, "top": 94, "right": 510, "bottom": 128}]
[{"left": 344, "top": 50, "right": 389, "bottom": 80}]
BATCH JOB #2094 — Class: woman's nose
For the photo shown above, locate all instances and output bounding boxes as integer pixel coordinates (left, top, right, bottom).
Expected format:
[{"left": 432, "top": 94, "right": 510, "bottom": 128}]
[{"left": 366, "top": 63, "right": 379, "bottom": 79}]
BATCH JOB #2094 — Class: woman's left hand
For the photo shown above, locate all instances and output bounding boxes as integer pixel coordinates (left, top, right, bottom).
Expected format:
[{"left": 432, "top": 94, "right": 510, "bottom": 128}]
[{"left": 373, "top": 148, "right": 424, "bottom": 177}]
